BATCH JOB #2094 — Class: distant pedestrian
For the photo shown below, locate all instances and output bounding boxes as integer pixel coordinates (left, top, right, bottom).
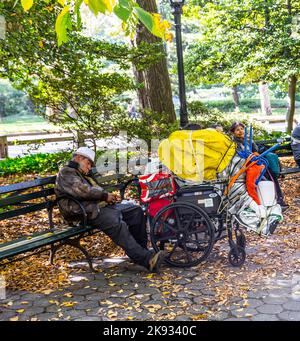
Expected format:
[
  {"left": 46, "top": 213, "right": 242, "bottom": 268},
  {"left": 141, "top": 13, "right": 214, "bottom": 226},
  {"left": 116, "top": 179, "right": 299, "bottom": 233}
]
[{"left": 128, "top": 103, "right": 139, "bottom": 119}]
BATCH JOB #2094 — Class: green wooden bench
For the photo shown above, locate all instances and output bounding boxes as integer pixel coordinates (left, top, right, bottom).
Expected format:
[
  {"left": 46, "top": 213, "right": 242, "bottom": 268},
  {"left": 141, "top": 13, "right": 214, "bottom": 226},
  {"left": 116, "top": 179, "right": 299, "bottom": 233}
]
[
  {"left": 0, "top": 170, "right": 138, "bottom": 272},
  {"left": 256, "top": 137, "right": 300, "bottom": 177}
]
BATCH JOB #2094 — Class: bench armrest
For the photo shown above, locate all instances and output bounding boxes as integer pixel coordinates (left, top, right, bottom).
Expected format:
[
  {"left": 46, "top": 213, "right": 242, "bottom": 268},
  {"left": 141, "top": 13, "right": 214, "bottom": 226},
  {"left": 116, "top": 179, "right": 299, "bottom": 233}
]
[{"left": 52, "top": 195, "right": 88, "bottom": 228}]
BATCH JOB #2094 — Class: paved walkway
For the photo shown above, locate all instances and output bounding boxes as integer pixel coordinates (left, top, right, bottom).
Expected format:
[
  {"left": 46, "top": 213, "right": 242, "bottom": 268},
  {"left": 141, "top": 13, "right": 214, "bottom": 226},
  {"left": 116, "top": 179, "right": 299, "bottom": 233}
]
[{"left": 1, "top": 257, "right": 300, "bottom": 321}]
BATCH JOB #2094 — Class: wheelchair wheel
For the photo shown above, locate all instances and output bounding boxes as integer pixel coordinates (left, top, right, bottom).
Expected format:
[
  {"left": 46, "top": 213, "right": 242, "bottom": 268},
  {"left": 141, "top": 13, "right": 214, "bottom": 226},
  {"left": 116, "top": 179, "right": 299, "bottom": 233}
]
[
  {"left": 150, "top": 202, "right": 215, "bottom": 268},
  {"left": 236, "top": 232, "right": 246, "bottom": 249},
  {"left": 228, "top": 246, "right": 246, "bottom": 267}
]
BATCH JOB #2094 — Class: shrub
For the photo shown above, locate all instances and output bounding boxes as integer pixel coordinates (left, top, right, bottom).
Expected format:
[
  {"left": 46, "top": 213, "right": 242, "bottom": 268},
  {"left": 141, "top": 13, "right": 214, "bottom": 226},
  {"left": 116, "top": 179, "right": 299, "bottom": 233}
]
[
  {"left": 187, "top": 101, "right": 280, "bottom": 140},
  {"left": 125, "top": 109, "right": 180, "bottom": 145},
  {"left": 0, "top": 152, "right": 72, "bottom": 176},
  {"left": 196, "top": 98, "right": 297, "bottom": 113}
]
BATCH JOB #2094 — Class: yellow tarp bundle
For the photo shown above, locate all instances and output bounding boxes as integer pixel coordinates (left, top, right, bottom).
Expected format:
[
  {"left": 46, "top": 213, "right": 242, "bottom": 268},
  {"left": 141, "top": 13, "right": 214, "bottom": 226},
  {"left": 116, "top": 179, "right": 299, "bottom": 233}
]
[{"left": 158, "top": 129, "right": 236, "bottom": 182}]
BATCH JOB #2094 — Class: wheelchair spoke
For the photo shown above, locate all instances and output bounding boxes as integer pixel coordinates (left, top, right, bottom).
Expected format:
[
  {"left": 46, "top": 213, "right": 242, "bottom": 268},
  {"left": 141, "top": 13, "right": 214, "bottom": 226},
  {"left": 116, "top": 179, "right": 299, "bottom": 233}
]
[
  {"left": 186, "top": 237, "right": 209, "bottom": 246},
  {"left": 182, "top": 243, "right": 193, "bottom": 263},
  {"left": 174, "top": 207, "right": 183, "bottom": 230},
  {"left": 184, "top": 212, "right": 196, "bottom": 231},
  {"left": 163, "top": 221, "right": 179, "bottom": 233},
  {"left": 167, "top": 240, "right": 180, "bottom": 260}
]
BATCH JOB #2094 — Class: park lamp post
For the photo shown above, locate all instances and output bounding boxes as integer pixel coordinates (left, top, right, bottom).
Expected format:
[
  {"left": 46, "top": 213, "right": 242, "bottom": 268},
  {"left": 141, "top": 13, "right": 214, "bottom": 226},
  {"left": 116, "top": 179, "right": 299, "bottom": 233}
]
[{"left": 170, "top": 0, "right": 188, "bottom": 128}]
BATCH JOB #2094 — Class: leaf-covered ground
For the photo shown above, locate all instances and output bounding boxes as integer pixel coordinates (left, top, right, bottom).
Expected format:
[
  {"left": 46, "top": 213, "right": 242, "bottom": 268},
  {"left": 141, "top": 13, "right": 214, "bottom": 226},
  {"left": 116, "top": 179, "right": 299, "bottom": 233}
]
[{"left": 0, "top": 159, "right": 299, "bottom": 318}]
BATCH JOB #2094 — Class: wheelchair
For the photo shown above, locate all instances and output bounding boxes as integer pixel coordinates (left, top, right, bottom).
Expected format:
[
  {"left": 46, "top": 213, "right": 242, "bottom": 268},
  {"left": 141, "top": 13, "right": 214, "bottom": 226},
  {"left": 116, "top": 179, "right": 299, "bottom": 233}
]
[{"left": 122, "top": 174, "right": 246, "bottom": 268}]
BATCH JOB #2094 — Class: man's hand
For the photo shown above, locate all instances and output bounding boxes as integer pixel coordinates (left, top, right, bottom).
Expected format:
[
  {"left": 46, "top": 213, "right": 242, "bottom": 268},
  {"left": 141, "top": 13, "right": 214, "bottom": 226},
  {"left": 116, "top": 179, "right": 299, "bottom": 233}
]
[{"left": 106, "top": 193, "right": 117, "bottom": 203}]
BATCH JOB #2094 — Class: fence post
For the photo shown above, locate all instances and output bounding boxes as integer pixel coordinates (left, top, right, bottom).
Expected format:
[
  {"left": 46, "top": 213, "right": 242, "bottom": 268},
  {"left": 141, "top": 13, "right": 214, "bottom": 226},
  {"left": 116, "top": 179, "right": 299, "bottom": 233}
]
[{"left": 0, "top": 135, "right": 8, "bottom": 158}]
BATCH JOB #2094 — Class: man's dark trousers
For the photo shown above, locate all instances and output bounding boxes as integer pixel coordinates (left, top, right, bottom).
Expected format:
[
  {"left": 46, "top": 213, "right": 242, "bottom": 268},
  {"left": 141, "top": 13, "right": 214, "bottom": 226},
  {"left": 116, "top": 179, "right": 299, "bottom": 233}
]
[{"left": 88, "top": 203, "right": 152, "bottom": 268}]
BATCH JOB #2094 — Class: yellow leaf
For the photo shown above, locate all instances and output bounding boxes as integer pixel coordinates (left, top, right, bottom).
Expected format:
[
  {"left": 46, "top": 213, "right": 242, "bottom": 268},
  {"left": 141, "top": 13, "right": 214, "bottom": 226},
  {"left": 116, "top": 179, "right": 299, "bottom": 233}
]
[
  {"left": 39, "top": 41, "right": 44, "bottom": 48},
  {"left": 4, "top": 301, "right": 13, "bottom": 307},
  {"left": 49, "top": 300, "right": 59, "bottom": 305},
  {"left": 42, "top": 289, "right": 54, "bottom": 295},
  {"left": 61, "top": 301, "right": 77, "bottom": 307},
  {"left": 150, "top": 13, "right": 173, "bottom": 42},
  {"left": 102, "top": 0, "right": 117, "bottom": 12},
  {"left": 21, "top": 0, "right": 34, "bottom": 12},
  {"left": 57, "top": 0, "right": 66, "bottom": 6},
  {"left": 145, "top": 274, "right": 154, "bottom": 279},
  {"left": 10, "top": 316, "right": 19, "bottom": 321},
  {"left": 127, "top": 316, "right": 134, "bottom": 320},
  {"left": 107, "top": 310, "right": 118, "bottom": 319},
  {"left": 162, "top": 291, "right": 170, "bottom": 295},
  {"left": 144, "top": 304, "right": 161, "bottom": 313},
  {"left": 16, "top": 309, "right": 25, "bottom": 313},
  {"left": 100, "top": 300, "right": 113, "bottom": 305},
  {"left": 63, "top": 293, "right": 73, "bottom": 298},
  {"left": 192, "top": 314, "right": 207, "bottom": 320}
]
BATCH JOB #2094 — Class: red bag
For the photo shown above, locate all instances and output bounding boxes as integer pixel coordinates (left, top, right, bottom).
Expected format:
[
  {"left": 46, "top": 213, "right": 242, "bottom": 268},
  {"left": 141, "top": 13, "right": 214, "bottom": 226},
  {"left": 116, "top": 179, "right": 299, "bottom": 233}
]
[
  {"left": 148, "top": 198, "right": 173, "bottom": 218},
  {"left": 246, "top": 164, "right": 265, "bottom": 205},
  {"left": 139, "top": 173, "right": 176, "bottom": 203}
]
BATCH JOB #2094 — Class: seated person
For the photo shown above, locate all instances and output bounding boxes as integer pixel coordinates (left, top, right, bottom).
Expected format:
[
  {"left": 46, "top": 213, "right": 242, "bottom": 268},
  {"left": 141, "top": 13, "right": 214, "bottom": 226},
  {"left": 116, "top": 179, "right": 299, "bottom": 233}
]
[
  {"left": 209, "top": 123, "right": 224, "bottom": 133},
  {"left": 230, "top": 122, "right": 259, "bottom": 152},
  {"left": 291, "top": 123, "right": 300, "bottom": 168},
  {"left": 55, "top": 146, "right": 165, "bottom": 273},
  {"left": 229, "top": 122, "right": 287, "bottom": 209},
  {"left": 181, "top": 123, "right": 202, "bottom": 130}
]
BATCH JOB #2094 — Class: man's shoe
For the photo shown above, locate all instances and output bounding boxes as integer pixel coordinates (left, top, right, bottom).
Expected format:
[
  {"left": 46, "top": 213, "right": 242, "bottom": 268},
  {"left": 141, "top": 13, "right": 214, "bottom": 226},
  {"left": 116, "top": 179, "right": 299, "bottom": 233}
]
[
  {"left": 148, "top": 251, "right": 166, "bottom": 273},
  {"left": 281, "top": 203, "right": 289, "bottom": 212},
  {"left": 268, "top": 220, "right": 279, "bottom": 235},
  {"left": 278, "top": 200, "right": 289, "bottom": 212}
]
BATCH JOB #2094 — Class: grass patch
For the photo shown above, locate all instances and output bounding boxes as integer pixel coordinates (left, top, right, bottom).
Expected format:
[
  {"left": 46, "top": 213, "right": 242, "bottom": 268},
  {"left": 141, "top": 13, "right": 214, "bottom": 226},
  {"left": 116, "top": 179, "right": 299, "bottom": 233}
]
[{"left": 0, "top": 115, "right": 62, "bottom": 134}]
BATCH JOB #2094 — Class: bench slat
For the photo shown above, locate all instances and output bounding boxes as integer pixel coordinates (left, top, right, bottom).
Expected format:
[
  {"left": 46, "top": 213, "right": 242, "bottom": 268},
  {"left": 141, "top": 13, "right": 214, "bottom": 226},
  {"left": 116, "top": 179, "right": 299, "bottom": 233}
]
[
  {"left": 0, "top": 176, "right": 56, "bottom": 195},
  {"left": 277, "top": 151, "right": 294, "bottom": 157},
  {"left": 0, "top": 202, "right": 51, "bottom": 220},
  {"left": 0, "top": 188, "right": 55, "bottom": 208},
  {"left": 0, "top": 225, "right": 95, "bottom": 261},
  {"left": 280, "top": 167, "right": 300, "bottom": 175}
]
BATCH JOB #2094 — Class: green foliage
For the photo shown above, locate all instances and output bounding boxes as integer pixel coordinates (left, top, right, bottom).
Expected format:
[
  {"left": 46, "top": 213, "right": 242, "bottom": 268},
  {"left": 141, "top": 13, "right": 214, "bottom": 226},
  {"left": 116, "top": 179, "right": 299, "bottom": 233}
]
[
  {"left": 0, "top": 80, "right": 37, "bottom": 118},
  {"left": 125, "top": 109, "right": 179, "bottom": 144},
  {"left": 0, "top": 152, "right": 72, "bottom": 176},
  {"left": 188, "top": 101, "right": 273, "bottom": 139},
  {"left": 17, "top": 0, "right": 172, "bottom": 45},
  {"left": 185, "top": 0, "right": 300, "bottom": 86},
  {"left": 0, "top": 0, "right": 165, "bottom": 146},
  {"left": 199, "top": 98, "right": 296, "bottom": 113}
]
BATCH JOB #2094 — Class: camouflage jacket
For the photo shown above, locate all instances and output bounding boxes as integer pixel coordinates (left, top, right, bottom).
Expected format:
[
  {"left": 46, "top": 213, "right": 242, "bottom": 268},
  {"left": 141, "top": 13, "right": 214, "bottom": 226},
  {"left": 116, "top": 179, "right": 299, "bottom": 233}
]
[{"left": 54, "top": 161, "right": 108, "bottom": 221}]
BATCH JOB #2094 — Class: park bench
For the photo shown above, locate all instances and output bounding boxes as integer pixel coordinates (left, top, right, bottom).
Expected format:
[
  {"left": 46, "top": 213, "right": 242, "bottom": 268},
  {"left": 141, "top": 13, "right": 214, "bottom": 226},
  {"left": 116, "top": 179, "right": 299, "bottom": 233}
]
[
  {"left": 256, "top": 137, "right": 300, "bottom": 177},
  {"left": 0, "top": 165, "right": 145, "bottom": 272},
  {"left": 1, "top": 136, "right": 298, "bottom": 273}
]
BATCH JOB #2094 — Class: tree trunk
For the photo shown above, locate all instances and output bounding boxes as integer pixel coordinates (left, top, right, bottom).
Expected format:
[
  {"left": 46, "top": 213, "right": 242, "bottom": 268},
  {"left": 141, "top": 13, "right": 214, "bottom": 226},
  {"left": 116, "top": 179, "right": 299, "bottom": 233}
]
[
  {"left": 286, "top": 75, "right": 297, "bottom": 134},
  {"left": 0, "top": 93, "right": 5, "bottom": 122},
  {"left": 133, "top": 0, "right": 176, "bottom": 123},
  {"left": 232, "top": 86, "right": 239, "bottom": 111},
  {"left": 259, "top": 81, "right": 272, "bottom": 115}
]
